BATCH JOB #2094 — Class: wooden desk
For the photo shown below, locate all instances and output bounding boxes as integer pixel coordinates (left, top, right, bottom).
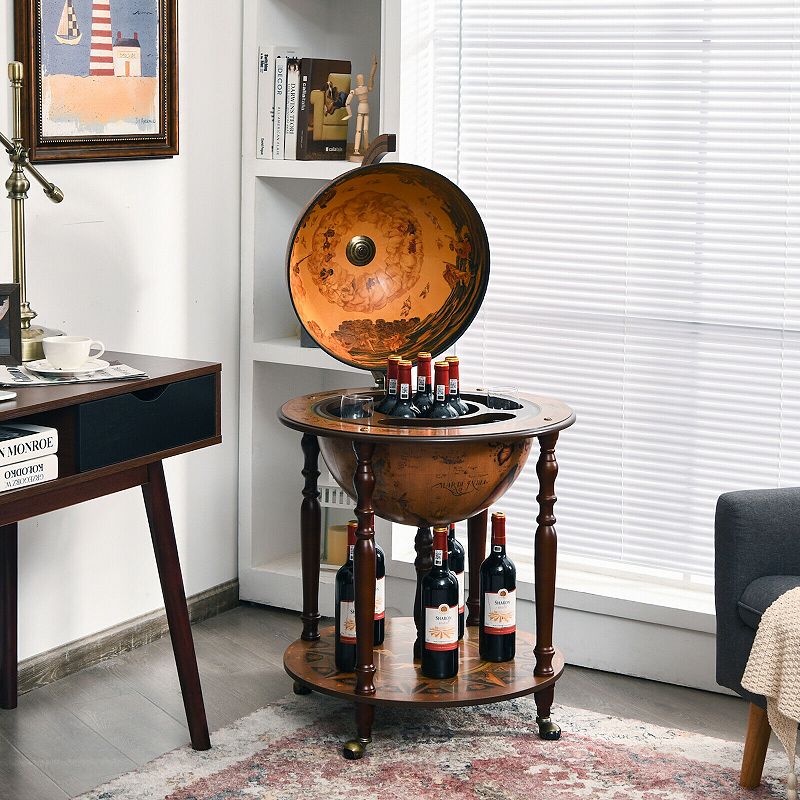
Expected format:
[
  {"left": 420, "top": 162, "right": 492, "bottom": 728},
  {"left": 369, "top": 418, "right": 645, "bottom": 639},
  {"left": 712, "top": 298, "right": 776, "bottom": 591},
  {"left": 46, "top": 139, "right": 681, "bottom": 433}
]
[{"left": 0, "top": 352, "right": 221, "bottom": 751}]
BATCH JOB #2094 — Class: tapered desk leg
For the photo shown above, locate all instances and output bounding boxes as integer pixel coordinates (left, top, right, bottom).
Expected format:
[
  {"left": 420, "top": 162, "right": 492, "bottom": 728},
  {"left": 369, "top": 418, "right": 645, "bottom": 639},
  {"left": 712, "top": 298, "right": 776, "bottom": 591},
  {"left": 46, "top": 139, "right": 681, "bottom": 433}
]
[
  {"left": 344, "top": 440, "right": 376, "bottom": 760},
  {"left": 142, "top": 461, "right": 211, "bottom": 751},
  {"left": 0, "top": 523, "right": 17, "bottom": 709},
  {"left": 413, "top": 526, "right": 432, "bottom": 659},
  {"left": 466, "top": 510, "right": 488, "bottom": 627},
  {"left": 300, "top": 434, "right": 322, "bottom": 642},
  {"left": 534, "top": 432, "right": 561, "bottom": 741}
]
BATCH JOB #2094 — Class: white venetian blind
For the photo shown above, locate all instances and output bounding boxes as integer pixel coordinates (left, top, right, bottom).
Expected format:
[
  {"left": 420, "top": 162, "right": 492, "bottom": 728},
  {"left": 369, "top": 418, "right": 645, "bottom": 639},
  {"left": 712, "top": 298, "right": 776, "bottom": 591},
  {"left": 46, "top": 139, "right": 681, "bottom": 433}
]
[{"left": 399, "top": 0, "right": 800, "bottom": 579}]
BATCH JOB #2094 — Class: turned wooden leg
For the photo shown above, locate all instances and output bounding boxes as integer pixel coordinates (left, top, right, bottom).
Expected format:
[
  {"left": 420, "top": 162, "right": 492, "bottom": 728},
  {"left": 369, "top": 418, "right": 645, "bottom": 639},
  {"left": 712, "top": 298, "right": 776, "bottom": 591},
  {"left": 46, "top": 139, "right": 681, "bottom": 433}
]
[
  {"left": 352, "top": 440, "right": 376, "bottom": 698},
  {"left": 300, "top": 434, "right": 322, "bottom": 642},
  {"left": 466, "top": 510, "right": 488, "bottom": 627},
  {"left": 534, "top": 433, "right": 561, "bottom": 740},
  {"left": 0, "top": 523, "right": 17, "bottom": 710},
  {"left": 142, "top": 461, "right": 211, "bottom": 751},
  {"left": 740, "top": 703, "right": 771, "bottom": 788},
  {"left": 413, "top": 525, "right": 433, "bottom": 659}
]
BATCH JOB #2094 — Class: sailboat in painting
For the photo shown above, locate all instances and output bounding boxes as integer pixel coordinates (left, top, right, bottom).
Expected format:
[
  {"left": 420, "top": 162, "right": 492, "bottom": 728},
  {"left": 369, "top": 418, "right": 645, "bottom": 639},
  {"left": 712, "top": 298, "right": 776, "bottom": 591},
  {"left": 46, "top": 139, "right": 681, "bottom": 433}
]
[{"left": 55, "top": 0, "right": 82, "bottom": 46}]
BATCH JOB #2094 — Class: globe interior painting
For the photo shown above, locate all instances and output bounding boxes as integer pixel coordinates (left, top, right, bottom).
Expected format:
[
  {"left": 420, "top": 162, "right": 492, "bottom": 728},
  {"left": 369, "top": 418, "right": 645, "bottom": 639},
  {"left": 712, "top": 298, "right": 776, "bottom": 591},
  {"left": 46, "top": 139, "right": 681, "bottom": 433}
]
[{"left": 40, "top": 0, "right": 160, "bottom": 137}]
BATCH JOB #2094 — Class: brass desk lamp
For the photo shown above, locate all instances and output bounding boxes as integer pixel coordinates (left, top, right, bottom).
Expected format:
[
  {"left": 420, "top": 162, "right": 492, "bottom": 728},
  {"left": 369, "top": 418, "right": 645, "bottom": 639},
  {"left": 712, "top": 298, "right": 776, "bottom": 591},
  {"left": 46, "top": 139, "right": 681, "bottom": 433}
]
[{"left": 1, "top": 61, "right": 64, "bottom": 361}]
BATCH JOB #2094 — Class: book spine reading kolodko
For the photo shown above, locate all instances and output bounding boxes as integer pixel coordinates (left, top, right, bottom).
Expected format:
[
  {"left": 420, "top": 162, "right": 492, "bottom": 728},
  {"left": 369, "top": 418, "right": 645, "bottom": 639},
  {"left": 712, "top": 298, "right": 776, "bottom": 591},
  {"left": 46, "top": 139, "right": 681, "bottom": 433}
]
[
  {"left": 0, "top": 424, "right": 58, "bottom": 466},
  {"left": 0, "top": 454, "right": 58, "bottom": 492}
]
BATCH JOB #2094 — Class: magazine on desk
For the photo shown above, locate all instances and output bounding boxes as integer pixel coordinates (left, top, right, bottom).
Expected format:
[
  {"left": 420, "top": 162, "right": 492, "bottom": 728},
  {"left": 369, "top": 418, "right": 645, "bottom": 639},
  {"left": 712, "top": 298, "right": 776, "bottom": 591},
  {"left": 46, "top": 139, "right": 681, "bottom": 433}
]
[{"left": 0, "top": 362, "right": 148, "bottom": 387}]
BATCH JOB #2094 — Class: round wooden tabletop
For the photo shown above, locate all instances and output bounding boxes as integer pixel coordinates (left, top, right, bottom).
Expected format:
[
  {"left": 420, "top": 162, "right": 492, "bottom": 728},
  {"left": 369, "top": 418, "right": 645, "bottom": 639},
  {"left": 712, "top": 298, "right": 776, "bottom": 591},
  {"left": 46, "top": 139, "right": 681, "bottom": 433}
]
[
  {"left": 278, "top": 388, "right": 575, "bottom": 444},
  {"left": 284, "top": 617, "right": 564, "bottom": 708}
]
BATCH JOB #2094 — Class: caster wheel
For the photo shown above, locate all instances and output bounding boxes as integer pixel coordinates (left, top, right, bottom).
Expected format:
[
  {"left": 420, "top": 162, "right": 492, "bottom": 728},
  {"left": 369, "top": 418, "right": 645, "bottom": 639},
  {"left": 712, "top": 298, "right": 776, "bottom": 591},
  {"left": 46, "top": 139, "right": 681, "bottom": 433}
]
[
  {"left": 293, "top": 681, "right": 312, "bottom": 695},
  {"left": 343, "top": 739, "right": 365, "bottom": 759},
  {"left": 537, "top": 716, "right": 561, "bottom": 741}
]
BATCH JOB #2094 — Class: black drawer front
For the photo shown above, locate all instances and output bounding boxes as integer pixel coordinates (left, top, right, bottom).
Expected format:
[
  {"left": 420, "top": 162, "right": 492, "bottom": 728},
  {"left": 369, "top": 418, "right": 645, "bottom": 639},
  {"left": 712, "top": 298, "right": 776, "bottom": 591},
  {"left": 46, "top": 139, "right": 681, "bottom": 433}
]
[{"left": 77, "top": 374, "right": 217, "bottom": 471}]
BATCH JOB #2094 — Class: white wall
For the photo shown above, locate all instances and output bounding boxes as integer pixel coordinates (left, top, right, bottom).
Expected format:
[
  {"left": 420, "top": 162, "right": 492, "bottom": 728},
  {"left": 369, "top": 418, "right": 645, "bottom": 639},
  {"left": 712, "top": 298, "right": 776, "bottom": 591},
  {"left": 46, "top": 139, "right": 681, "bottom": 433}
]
[{"left": 0, "top": 1, "right": 242, "bottom": 660}]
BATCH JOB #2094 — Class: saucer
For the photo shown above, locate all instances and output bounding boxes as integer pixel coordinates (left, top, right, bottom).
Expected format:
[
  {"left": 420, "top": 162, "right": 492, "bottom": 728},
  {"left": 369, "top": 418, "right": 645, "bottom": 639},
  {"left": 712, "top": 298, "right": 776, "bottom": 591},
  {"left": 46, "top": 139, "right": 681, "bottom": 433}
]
[{"left": 25, "top": 358, "right": 110, "bottom": 376}]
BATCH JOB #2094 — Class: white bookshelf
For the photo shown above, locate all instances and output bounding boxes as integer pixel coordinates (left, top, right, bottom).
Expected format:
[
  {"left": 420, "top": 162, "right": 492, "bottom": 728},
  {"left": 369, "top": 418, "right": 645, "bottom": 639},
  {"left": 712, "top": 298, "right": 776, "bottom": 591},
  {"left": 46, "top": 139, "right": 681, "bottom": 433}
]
[{"left": 238, "top": 0, "right": 400, "bottom": 613}]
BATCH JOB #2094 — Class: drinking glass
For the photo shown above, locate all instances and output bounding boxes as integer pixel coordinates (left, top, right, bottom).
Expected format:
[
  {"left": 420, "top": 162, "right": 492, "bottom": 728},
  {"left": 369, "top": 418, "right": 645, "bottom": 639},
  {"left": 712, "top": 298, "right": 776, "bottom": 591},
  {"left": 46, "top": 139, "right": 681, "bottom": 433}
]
[
  {"left": 486, "top": 386, "right": 520, "bottom": 410},
  {"left": 340, "top": 393, "right": 375, "bottom": 420}
]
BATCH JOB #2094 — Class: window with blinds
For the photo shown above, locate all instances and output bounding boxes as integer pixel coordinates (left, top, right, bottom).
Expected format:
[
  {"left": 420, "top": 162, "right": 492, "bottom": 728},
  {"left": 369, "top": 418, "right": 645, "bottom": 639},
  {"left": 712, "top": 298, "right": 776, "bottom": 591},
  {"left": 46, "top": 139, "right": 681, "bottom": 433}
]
[{"left": 398, "top": 1, "right": 800, "bottom": 580}]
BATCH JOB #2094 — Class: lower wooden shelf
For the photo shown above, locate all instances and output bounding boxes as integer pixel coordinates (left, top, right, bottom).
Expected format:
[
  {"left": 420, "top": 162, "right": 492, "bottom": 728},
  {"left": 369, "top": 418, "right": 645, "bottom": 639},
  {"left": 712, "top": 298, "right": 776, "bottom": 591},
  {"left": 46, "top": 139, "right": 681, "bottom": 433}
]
[{"left": 283, "top": 617, "right": 564, "bottom": 708}]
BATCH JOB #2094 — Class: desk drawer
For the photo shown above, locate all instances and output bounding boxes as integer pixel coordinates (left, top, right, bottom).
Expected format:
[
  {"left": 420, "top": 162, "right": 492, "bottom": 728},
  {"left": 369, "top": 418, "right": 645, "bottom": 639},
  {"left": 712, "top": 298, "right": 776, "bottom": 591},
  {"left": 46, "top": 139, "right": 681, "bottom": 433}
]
[{"left": 76, "top": 374, "right": 217, "bottom": 471}]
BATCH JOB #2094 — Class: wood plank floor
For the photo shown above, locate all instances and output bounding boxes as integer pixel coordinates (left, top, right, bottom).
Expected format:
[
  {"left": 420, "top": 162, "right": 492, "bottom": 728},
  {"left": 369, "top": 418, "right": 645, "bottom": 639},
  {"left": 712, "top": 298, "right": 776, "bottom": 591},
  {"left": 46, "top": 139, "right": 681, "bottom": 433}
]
[{"left": 0, "top": 603, "right": 759, "bottom": 799}]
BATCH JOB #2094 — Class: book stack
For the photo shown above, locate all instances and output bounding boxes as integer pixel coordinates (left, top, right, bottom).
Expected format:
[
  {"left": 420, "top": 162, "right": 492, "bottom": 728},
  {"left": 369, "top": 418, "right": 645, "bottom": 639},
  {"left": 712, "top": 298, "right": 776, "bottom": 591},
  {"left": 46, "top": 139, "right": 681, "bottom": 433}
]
[
  {"left": 257, "top": 47, "right": 351, "bottom": 161},
  {"left": 0, "top": 424, "right": 58, "bottom": 492}
]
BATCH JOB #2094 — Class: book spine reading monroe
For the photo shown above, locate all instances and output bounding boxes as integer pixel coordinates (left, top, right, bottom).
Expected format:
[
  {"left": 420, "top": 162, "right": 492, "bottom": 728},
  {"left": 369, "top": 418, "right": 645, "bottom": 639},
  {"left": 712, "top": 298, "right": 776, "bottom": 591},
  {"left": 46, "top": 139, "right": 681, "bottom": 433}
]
[{"left": 0, "top": 424, "right": 58, "bottom": 465}]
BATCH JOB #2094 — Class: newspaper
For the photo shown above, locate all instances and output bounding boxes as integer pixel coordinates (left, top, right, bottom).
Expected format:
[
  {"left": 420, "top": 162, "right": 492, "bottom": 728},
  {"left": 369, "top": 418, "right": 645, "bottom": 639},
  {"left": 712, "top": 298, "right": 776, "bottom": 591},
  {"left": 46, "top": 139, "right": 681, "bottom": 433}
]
[{"left": 0, "top": 361, "right": 148, "bottom": 387}]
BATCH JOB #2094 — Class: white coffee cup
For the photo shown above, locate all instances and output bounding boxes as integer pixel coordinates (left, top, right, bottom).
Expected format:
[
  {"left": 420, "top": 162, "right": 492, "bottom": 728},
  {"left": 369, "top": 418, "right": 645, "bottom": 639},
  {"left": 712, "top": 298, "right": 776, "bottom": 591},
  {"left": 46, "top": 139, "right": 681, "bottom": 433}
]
[{"left": 42, "top": 336, "right": 105, "bottom": 371}]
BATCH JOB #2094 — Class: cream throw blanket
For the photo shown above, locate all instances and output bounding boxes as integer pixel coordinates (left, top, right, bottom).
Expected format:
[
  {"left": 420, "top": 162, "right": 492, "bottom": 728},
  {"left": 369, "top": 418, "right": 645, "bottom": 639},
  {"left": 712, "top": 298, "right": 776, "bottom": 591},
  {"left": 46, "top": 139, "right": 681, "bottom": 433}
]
[{"left": 742, "top": 586, "right": 800, "bottom": 799}]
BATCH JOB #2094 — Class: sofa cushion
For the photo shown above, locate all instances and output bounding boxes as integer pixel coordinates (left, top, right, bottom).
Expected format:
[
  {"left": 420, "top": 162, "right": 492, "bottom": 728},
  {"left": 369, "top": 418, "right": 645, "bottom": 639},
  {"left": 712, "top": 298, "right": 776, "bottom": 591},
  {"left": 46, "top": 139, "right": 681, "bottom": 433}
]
[{"left": 738, "top": 575, "right": 800, "bottom": 629}]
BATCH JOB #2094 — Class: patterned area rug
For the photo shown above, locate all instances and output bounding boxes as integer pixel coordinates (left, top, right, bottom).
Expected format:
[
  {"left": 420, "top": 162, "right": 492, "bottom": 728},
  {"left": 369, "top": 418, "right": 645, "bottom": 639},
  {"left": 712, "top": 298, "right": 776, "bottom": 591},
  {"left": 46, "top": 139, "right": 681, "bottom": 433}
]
[{"left": 81, "top": 694, "right": 786, "bottom": 799}]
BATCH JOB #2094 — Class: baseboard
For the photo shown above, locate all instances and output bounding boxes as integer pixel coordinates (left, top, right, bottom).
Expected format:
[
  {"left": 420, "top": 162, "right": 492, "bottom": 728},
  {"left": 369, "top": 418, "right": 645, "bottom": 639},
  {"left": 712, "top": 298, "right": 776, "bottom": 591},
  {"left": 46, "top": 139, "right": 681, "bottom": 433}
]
[{"left": 18, "top": 578, "right": 240, "bottom": 695}]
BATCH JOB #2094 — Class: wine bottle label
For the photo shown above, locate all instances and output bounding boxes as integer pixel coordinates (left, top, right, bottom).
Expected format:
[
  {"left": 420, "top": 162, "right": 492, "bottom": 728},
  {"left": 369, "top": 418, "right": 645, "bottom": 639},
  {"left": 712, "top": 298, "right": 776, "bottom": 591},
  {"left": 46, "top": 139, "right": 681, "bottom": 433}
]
[
  {"left": 374, "top": 576, "right": 386, "bottom": 620},
  {"left": 433, "top": 548, "right": 444, "bottom": 566},
  {"left": 400, "top": 383, "right": 410, "bottom": 400},
  {"left": 456, "top": 570, "right": 465, "bottom": 613},
  {"left": 388, "top": 378, "right": 397, "bottom": 395},
  {"left": 436, "top": 385, "right": 446, "bottom": 401},
  {"left": 484, "top": 588, "right": 516, "bottom": 634},
  {"left": 417, "top": 376, "right": 427, "bottom": 392},
  {"left": 449, "top": 378, "right": 458, "bottom": 395},
  {"left": 425, "top": 603, "right": 459, "bottom": 650},
  {"left": 339, "top": 601, "right": 357, "bottom": 643},
  {"left": 349, "top": 544, "right": 355, "bottom": 560}
]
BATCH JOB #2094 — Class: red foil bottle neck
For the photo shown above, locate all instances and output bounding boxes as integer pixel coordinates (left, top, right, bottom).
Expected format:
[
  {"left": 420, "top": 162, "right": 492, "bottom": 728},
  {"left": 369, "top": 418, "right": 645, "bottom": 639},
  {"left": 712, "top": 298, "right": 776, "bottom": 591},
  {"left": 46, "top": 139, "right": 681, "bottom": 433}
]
[{"left": 491, "top": 513, "right": 506, "bottom": 546}]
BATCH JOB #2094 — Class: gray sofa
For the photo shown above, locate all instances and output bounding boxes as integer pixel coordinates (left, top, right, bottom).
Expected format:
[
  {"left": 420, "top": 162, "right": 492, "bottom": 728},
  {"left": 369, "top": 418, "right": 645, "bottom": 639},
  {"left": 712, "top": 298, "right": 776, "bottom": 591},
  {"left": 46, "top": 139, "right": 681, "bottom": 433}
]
[{"left": 715, "top": 487, "right": 800, "bottom": 786}]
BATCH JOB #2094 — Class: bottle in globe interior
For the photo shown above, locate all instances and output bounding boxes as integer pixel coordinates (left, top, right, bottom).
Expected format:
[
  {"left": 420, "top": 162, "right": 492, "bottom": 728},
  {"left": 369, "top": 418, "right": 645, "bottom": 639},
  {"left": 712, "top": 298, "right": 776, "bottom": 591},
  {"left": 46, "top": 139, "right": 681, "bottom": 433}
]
[
  {"left": 334, "top": 521, "right": 358, "bottom": 672},
  {"left": 375, "top": 355, "right": 401, "bottom": 415},
  {"left": 430, "top": 361, "right": 459, "bottom": 419},
  {"left": 389, "top": 360, "right": 420, "bottom": 418},
  {"left": 375, "top": 537, "right": 386, "bottom": 646},
  {"left": 445, "top": 356, "right": 470, "bottom": 416},
  {"left": 421, "top": 525, "right": 460, "bottom": 679},
  {"left": 479, "top": 511, "right": 516, "bottom": 662},
  {"left": 448, "top": 523, "right": 466, "bottom": 639},
  {"left": 412, "top": 352, "right": 434, "bottom": 416}
]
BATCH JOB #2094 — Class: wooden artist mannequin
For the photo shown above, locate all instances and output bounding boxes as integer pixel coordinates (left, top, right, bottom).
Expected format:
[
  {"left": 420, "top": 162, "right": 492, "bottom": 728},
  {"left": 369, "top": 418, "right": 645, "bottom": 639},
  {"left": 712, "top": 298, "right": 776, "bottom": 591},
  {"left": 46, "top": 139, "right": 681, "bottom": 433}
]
[{"left": 344, "top": 53, "right": 378, "bottom": 161}]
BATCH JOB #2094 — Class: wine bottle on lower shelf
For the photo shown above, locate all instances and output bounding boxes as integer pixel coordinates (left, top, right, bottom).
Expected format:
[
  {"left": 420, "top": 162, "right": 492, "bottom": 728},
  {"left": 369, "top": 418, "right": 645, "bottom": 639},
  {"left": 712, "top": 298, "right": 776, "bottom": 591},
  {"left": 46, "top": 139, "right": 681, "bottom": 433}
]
[
  {"left": 334, "top": 521, "right": 357, "bottom": 672},
  {"left": 412, "top": 352, "right": 434, "bottom": 416},
  {"left": 429, "top": 361, "right": 459, "bottom": 419},
  {"left": 421, "top": 525, "right": 460, "bottom": 679},
  {"left": 375, "top": 355, "right": 401, "bottom": 415},
  {"left": 445, "top": 356, "right": 470, "bottom": 416},
  {"left": 479, "top": 511, "right": 516, "bottom": 662},
  {"left": 448, "top": 523, "right": 465, "bottom": 640},
  {"left": 389, "top": 360, "right": 420, "bottom": 418},
  {"left": 375, "top": 540, "right": 386, "bottom": 645}
]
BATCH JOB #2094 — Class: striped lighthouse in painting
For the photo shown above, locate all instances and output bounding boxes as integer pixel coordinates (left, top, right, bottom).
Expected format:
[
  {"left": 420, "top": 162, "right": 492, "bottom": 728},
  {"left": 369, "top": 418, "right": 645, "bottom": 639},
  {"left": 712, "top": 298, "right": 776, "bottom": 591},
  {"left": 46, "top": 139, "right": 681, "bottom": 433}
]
[{"left": 89, "top": 0, "right": 114, "bottom": 76}]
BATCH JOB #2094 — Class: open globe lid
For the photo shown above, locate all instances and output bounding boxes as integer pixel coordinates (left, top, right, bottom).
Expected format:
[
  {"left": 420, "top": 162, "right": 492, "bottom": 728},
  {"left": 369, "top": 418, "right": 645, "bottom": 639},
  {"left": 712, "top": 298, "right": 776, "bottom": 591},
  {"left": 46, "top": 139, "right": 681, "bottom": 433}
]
[{"left": 287, "top": 162, "right": 490, "bottom": 371}]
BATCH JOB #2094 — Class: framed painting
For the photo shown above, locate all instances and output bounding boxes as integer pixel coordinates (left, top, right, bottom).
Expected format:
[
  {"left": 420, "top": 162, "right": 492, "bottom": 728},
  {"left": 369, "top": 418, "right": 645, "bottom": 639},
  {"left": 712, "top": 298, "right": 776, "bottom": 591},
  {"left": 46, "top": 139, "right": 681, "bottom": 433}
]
[
  {"left": 0, "top": 286, "right": 22, "bottom": 366},
  {"left": 14, "top": 0, "right": 178, "bottom": 162}
]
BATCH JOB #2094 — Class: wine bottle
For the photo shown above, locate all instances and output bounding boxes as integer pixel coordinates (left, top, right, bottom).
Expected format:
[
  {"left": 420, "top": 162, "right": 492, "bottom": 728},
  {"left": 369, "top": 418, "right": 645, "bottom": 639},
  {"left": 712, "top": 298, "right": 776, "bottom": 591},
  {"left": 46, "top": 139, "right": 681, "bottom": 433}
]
[
  {"left": 375, "top": 355, "right": 401, "bottom": 415},
  {"left": 445, "top": 356, "right": 470, "bottom": 416},
  {"left": 448, "top": 523, "right": 466, "bottom": 640},
  {"left": 479, "top": 512, "right": 516, "bottom": 662},
  {"left": 389, "top": 360, "right": 420, "bottom": 418},
  {"left": 412, "top": 352, "right": 434, "bottom": 416},
  {"left": 421, "top": 525, "right": 460, "bottom": 679},
  {"left": 375, "top": 540, "right": 386, "bottom": 646},
  {"left": 429, "top": 361, "right": 459, "bottom": 419},
  {"left": 334, "top": 521, "right": 357, "bottom": 672}
]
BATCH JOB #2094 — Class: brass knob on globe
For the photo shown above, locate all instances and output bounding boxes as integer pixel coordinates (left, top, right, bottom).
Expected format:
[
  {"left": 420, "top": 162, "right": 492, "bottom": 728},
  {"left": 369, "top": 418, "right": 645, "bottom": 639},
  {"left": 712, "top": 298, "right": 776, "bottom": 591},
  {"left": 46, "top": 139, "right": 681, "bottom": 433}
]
[{"left": 346, "top": 234, "right": 376, "bottom": 267}]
